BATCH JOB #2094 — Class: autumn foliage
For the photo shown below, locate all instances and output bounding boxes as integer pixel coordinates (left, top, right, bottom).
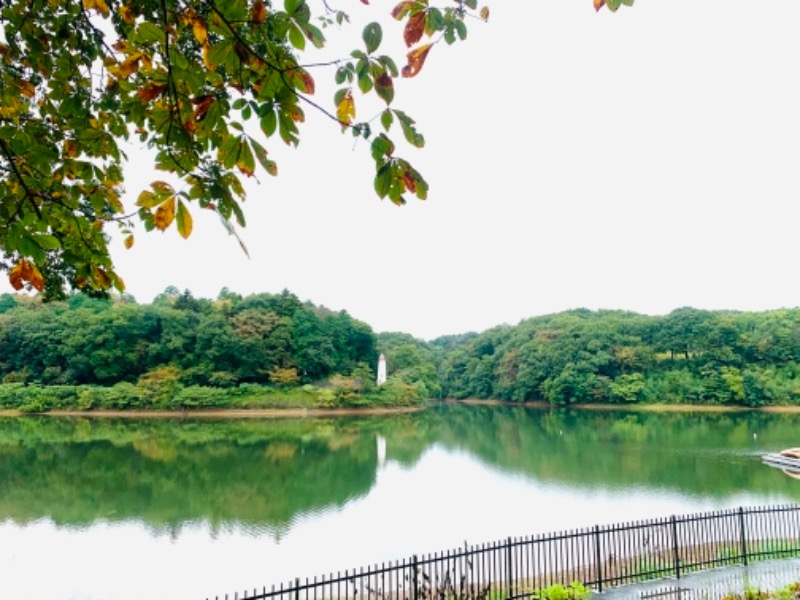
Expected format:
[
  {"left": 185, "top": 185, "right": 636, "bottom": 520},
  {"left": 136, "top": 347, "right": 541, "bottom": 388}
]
[{"left": 0, "top": 0, "right": 624, "bottom": 297}]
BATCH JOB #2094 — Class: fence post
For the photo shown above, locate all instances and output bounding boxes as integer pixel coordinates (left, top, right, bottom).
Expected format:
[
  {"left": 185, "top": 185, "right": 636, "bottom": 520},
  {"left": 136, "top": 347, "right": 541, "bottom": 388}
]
[
  {"left": 294, "top": 577, "right": 300, "bottom": 600},
  {"left": 412, "top": 554, "right": 419, "bottom": 600},
  {"left": 594, "top": 525, "right": 603, "bottom": 593},
  {"left": 506, "top": 537, "right": 513, "bottom": 600},
  {"left": 670, "top": 515, "right": 681, "bottom": 580},
  {"left": 739, "top": 507, "right": 749, "bottom": 566}
]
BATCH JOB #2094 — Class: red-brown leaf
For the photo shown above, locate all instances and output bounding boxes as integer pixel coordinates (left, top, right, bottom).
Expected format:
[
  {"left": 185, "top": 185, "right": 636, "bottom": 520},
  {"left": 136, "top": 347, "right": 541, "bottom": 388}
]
[
  {"left": 403, "top": 12, "right": 425, "bottom": 47},
  {"left": 137, "top": 82, "right": 167, "bottom": 102},
  {"left": 401, "top": 43, "right": 432, "bottom": 78},
  {"left": 594, "top": 0, "right": 606, "bottom": 11},
  {"left": 252, "top": 0, "right": 268, "bottom": 23}
]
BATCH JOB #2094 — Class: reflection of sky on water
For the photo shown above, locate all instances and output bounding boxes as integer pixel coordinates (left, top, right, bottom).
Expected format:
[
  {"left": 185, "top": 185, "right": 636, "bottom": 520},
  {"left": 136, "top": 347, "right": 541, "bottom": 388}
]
[{"left": 2, "top": 444, "right": 798, "bottom": 600}]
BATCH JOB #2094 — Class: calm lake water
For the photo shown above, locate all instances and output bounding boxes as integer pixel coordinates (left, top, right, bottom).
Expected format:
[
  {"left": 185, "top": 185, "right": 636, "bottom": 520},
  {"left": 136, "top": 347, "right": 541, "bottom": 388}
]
[{"left": 1, "top": 404, "right": 799, "bottom": 600}]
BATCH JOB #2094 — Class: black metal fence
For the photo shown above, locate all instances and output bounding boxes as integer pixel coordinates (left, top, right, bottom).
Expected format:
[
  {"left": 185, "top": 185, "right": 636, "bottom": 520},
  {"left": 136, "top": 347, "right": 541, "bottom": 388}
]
[{"left": 207, "top": 504, "right": 800, "bottom": 600}]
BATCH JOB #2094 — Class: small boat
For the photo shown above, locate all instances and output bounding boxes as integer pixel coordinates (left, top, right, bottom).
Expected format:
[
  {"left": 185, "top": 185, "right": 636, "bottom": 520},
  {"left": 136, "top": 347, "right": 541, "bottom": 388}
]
[{"left": 762, "top": 448, "right": 800, "bottom": 474}]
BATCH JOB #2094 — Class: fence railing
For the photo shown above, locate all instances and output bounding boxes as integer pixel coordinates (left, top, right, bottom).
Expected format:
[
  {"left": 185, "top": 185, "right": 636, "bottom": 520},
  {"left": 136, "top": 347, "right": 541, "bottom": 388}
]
[{"left": 206, "top": 504, "right": 800, "bottom": 600}]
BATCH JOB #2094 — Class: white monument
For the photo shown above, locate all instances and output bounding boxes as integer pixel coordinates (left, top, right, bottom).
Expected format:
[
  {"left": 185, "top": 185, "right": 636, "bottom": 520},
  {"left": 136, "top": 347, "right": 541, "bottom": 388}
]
[{"left": 376, "top": 353, "right": 387, "bottom": 386}]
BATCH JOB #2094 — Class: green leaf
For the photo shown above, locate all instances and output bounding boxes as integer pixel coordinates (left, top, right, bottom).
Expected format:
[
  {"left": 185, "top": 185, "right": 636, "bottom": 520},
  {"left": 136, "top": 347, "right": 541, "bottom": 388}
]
[
  {"left": 371, "top": 134, "right": 394, "bottom": 161},
  {"left": 380, "top": 109, "right": 393, "bottom": 131},
  {"left": 305, "top": 23, "right": 325, "bottom": 49},
  {"left": 357, "top": 71, "right": 373, "bottom": 94},
  {"left": 249, "top": 137, "right": 271, "bottom": 172},
  {"left": 425, "top": 7, "right": 443, "bottom": 34},
  {"left": 288, "top": 22, "right": 306, "bottom": 50},
  {"left": 374, "top": 161, "right": 392, "bottom": 198},
  {"left": 18, "top": 235, "right": 45, "bottom": 264},
  {"left": 136, "top": 22, "right": 166, "bottom": 45},
  {"left": 32, "top": 234, "right": 60, "bottom": 250},
  {"left": 454, "top": 19, "right": 468, "bottom": 41},
  {"left": 218, "top": 135, "right": 240, "bottom": 169},
  {"left": 285, "top": 0, "right": 301, "bottom": 16},
  {"left": 260, "top": 110, "right": 278, "bottom": 137},
  {"left": 362, "top": 22, "right": 383, "bottom": 54},
  {"left": 207, "top": 40, "right": 234, "bottom": 70},
  {"left": 395, "top": 110, "right": 425, "bottom": 148},
  {"left": 379, "top": 55, "right": 400, "bottom": 78}
]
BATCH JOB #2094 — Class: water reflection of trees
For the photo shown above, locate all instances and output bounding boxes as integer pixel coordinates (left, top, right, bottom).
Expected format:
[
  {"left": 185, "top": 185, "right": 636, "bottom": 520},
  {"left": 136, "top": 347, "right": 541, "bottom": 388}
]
[{"left": 0, "top": 406, "right": 798, "bottom": 531}]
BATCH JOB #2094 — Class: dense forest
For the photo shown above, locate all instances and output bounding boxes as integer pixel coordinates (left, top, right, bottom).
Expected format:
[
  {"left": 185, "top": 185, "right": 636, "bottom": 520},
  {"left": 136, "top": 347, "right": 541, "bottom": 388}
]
[
  {"left": 0, "top": 290, "right": 799, "bottom": 409},
  {"left": 0, "top": 288, "right": 426, "bottom": 410},
  {"left": 435, "top": 307, "right": 800, "bottom": 406}
]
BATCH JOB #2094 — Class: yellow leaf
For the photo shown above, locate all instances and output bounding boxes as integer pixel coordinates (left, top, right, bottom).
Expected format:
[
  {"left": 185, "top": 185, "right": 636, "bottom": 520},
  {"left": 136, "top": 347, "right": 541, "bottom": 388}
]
[
  {"left": 124, "top": 234, "right": 134, "bottom": 249},
  {"left": 594, "top": 0, "right": 606, "bottom": 10},
  {"left": 151, "top": 180, "right": 175, "bottom": 194},
  {"left": 64, "top": 139, "right": 79, "bottom": 158},
  {"left": 401, "top": 43, "right": 433, "bottom": 78},
  {"left": 18, "top": 80, "right": 35, "bottom": 98},
  {"left": 94, "top": 0, "right": 110, "bottom": 16},
  {"left": 193, "top": 17, "right": 208, "bottom": 46},
  {"left": 8, "top": 261, "right": 25, "bottom": 291},
  {"left": 336, "top": 90, "right": 355, "bottom": 128},
  {"left": 117, "top": 54, "right": 141, "bottom": 79},
  {"left": 176, "top": 200, "right": 193, "bottom": 239},
  {"left": 136, "top": 189, "right": 158, "bottom": 208},
  {"left": 119, "top": 4, "right": 135, "bottom": 24},
  {"left": 153, "top": 196, "right": 176, "bottom": 230},
  {"left": 94, "top": 267, "right": 112, "bottom": 289},
  {"left": 9, "top": 260, "right": 44, "bottom": 292},
  {"left": 28, "top": 264, "right": 45, "bottom": 292},
  {"left": 479, "top": 6, "right": 489, "bottom": 21}
]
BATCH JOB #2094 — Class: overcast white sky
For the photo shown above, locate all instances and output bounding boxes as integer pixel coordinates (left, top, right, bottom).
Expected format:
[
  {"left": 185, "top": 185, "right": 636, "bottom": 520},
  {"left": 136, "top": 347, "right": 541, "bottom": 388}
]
[{"left": 16, "top": 0, "right": 800, "bottom": 340}]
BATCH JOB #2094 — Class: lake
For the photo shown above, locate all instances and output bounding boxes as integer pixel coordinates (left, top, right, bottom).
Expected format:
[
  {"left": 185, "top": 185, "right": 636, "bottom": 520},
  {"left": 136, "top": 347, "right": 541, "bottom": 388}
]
[{"left": 1, "top": 404, "right": 799, "bottom": 600}]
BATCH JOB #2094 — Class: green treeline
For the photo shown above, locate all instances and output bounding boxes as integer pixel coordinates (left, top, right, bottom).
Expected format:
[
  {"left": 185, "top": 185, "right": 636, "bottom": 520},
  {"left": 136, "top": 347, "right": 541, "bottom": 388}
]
[
  {"left": 1, "top": 291, "right": 800, "bottom": 408},
  {"left": 0, "top": 288, "right": 425, "bottom": 410},
  {"left": 436, "top": 307, "right": 800, "bottom": 406}
]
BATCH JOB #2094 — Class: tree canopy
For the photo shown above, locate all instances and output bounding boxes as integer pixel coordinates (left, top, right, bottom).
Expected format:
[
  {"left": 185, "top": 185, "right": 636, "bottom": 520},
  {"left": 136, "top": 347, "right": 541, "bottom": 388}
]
[{"left": 0, "top": 0, "right": 627, "bottom": 297}]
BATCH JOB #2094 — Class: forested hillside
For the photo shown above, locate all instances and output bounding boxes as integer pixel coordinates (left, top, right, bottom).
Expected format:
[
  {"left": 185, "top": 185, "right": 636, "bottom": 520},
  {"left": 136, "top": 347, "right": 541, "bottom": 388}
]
[
  {"left": 1, "top": 291, "right": 799, "bottom": 409},
  {"left": 0, "top": 288, "right": 376, "bottom": 386},
  {"left": 0, "top": 289, "right": 429, "bottom": 410},
  {"left": 436, "top": 308, "right": 800, "bottom": 406}
]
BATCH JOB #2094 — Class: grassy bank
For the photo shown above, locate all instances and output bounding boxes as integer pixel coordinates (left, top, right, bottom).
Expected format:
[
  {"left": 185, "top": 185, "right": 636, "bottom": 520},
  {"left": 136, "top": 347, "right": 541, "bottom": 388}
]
[{"left": 0, "top": 378, "right": 426, "bottom": 414}]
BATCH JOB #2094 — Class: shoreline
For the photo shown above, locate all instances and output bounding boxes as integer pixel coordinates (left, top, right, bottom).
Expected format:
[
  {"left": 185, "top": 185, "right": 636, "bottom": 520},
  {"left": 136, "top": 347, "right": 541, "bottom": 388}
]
[
  {"left": 0, "top": 406, "right": 425, "bottom": 419},
  {"left": 449, "top": 398, "right": 800, "bottom": 413},
  {"left": 1, "top": 399, "right": 800, "bottom": 418}
]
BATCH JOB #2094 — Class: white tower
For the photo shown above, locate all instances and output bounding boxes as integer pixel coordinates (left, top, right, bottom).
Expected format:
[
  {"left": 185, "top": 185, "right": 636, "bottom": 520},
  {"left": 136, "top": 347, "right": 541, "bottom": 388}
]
[{"left": 376, "top": 353, "right": 387, "bottom": 386}]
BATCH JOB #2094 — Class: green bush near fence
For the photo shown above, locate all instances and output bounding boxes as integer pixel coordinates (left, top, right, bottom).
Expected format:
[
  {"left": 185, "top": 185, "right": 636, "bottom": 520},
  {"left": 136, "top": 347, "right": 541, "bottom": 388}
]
[
  {"left": 723, "top": 581, "right": 800, "bottom": 600},
  {"left": 531, "top": 582, "right": 592, "bottom": 600}
]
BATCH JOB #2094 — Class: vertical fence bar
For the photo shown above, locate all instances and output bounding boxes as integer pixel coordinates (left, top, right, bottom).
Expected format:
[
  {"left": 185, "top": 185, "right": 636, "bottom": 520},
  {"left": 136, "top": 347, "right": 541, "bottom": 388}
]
[
  {"left": 506, "top": 537, "right": 513, "bottom": 600},
  {"left": 593, "top": 524, "right": 603, "bottom": 593},
  {"left": 412, "top": 555, "right": 418, "bottom": 600},
  {"left": 739, "top": 507, "right": 749, "bottom": 566},
  {"left": 670, "top": 515, "right": 681, "bottom": 580}
]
